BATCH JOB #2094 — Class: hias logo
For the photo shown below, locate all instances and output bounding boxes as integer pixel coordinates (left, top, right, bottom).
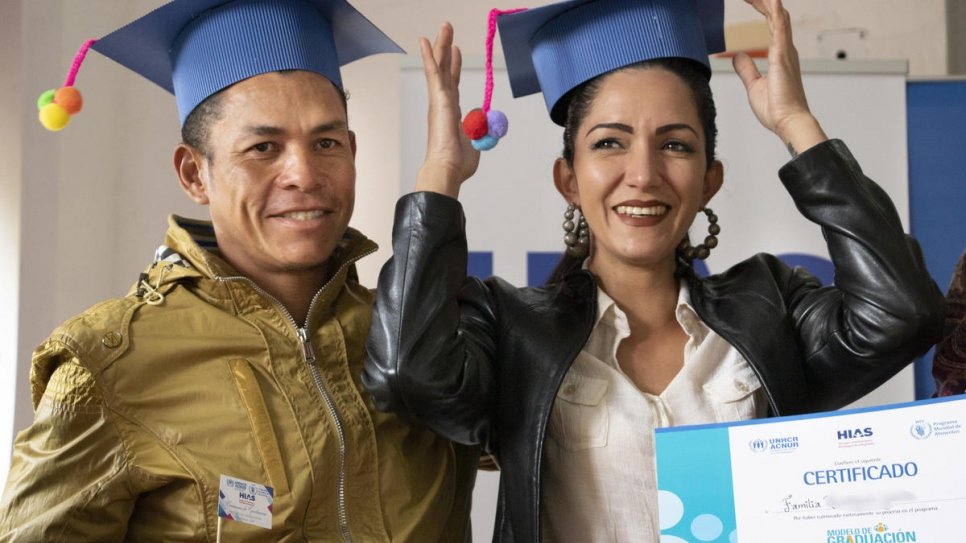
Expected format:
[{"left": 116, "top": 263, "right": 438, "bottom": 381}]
[{"left": 837, "top": 427, "right": 873, "bottom": 440}]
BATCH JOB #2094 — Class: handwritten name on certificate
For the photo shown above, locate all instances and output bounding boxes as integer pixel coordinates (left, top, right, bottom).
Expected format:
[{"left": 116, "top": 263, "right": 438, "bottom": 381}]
[{"left": 655, "top": 396, "right": 966, "bottom": 542}]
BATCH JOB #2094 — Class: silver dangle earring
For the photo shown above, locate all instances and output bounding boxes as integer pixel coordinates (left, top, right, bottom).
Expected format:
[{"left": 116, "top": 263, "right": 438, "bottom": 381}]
[
  {"left": 563, "top": 202, "right": 590, "bottom": 257},
  {"left": 678, "top": 207, "right": 720, "bottom": 261}
]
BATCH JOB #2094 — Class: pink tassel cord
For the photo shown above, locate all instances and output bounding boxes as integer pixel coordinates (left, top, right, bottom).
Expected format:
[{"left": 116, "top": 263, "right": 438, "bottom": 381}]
[
  {"left": 483, "top": 8, "right": 525, "bottom": 112},
  {"left": 463, "top": 7, "right": 525, "bottom": 151},
  {"left": 64, "top": 39, "right": 97, "bottom": 87}
]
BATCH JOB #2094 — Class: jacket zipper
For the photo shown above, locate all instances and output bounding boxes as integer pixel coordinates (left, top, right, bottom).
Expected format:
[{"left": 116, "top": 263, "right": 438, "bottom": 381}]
[
  {"left": 216, "top": 246, "right": 372, "bottom": 542},
  {"left": 298, "top": 326, "right": 353, "bottom": 543}
]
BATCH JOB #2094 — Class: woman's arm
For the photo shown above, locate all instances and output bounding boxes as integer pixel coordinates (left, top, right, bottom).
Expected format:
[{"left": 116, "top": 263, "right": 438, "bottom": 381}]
[
  {"left": 364, "top": 192, "right": 499, "bottom": 448},
  {"left": 733, "top": 0, "right": 944, "bottom": 408},
  {"left": 363, "top": 24, "right": 498, "bottom": 449},
  {"left": 777, "top": 140, "right": 945, "bottom": 410}
]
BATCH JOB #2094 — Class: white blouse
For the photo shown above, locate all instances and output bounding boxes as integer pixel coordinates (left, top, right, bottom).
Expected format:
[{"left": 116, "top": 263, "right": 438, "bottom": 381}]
[{"left": 541, "top": 281, "right": 768, "bottom": 542}]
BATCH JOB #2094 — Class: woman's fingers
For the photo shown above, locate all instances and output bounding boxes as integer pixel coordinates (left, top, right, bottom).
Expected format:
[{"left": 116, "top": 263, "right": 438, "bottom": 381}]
[
  {"left": 422, "top": 23, "right": 462, "bottom": 92},
  {"left": 434, "top": 23, "right": 454, "bottom": 82},
  {"left": 732, "top": 52, "right": 761, "bottom": 93},
  {"left": 740, "top": 0, "right": 826, "bottom": 153},
  {"left": 420, "top": 36, "right": 439, "bottom": 87},
  {"left": 452, "top": 43, "right": 463, "bottom": 87},
  {"left": 416, "top": 22, "right": 480, "bottom": 197},
  {"left": 746, "top": 0, "right": 795, "bottom": 65}
]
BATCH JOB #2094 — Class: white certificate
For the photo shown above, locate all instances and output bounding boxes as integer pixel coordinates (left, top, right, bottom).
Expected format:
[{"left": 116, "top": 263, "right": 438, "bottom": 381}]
[{"left": 654, "top": 396, "right": 966, "bottom": 542}]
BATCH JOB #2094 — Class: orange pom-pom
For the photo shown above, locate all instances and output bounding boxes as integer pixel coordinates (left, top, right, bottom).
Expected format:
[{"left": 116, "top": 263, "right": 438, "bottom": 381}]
[
  {"left": 39, "top": 103, "right": 70, "bottom": 131},
  {"left": 462, "top": 108, "right": 488, "bottom": 140},
  {"left": 54, "top": 86, "right": 83, "bottom": 114}
]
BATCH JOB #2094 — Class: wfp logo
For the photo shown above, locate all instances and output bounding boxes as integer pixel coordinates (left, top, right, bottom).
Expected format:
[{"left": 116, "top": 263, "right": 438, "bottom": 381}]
[
  {"left": 910, "top": 420, "right": 932, "bottom": 440},
  {"left": 749, "top": 439, "right": 767, "bottom": 452}
]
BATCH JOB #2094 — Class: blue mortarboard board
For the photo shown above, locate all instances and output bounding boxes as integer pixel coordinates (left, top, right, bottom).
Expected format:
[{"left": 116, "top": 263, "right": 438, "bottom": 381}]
[
  {"left": 89, "top": 0, "right": 403, "bottom": 125},
  {"left": 497, "top": 0, "right": 725, "bottom": 125}
]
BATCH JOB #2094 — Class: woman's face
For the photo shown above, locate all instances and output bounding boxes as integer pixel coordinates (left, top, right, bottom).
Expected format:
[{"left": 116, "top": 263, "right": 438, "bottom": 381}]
[{"left": 555, "top": 67, "right": 723, "bottom": 273}]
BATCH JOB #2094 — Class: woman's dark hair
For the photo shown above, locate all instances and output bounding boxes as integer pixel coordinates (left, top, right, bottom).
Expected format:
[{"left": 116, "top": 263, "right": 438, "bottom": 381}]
[{"left": 547, "top": 57, "right": 718, "bottom": 285}]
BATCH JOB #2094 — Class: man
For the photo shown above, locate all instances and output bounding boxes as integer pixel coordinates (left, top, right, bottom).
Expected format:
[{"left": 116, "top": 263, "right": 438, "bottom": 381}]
[{"left": 0, "top": 1, "right": 478, "bottom": 541}]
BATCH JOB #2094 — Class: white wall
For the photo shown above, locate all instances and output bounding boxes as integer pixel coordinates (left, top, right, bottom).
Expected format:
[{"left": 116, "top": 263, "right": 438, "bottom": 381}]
[
  {"left": 10, "top": 0, "right": 190, "bottom": 491},
  {"left": 1, "top": 0, "right": 955, "bottom": 534},
  {"left": 727, "top": 0, "right": 947, "bottom": 75},
  {"left": 0, "top": 0, "right": 24, "bottom": 493}
]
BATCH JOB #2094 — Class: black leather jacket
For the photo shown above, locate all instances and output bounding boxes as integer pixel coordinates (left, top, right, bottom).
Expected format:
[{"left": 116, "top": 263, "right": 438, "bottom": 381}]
[{"left": 364, "top": 140, "right": 945, "bottom": 542}]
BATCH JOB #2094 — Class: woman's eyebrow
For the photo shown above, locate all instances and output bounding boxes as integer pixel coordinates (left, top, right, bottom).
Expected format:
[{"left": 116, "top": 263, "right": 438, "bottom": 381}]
[
  {"left": 656, "top": 123, "right": 699, "bottom": 136},
  {"left": 585, "top": 122, "right": 633, "bottom": 137},
  {"left": 585, "top": 122, "right": 699, "bottom": 137}
]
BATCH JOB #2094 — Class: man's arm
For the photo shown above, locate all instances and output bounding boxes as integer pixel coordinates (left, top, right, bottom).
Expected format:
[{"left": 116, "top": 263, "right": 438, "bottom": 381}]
[{"left": 0, "top": 348, "right": 139, "bottom": 542}]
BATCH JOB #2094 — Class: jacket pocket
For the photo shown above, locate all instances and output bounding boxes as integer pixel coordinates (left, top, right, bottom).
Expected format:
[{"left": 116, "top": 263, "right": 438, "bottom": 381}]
[
  {"left": 228, "top": 359, "right": 291, "bottom": 495},
  {"left": 703, "top": 363, "right": 763, "bottom": 423},
  {"left": 548, "top": 374, "right": 609, "bottom": 451}
]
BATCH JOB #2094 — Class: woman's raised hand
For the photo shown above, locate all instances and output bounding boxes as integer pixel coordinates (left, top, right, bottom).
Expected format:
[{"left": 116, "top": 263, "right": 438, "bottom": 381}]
[
  {"left": 415, "top": 22, "right": 481, "bottom": 198},
  {"left": 732, "top": 0, "right": 827, "bottom": 156}
]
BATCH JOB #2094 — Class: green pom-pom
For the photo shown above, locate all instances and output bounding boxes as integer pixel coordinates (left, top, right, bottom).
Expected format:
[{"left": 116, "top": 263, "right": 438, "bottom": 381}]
[{"left": 37, "top": 89, "right": 56, "bottom": 111}]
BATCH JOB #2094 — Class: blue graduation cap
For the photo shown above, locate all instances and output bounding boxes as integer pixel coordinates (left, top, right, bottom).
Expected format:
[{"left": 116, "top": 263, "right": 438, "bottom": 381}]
[
  {"left": 39, "top": 0, "right": 402, "bottom": 130},
  {"left": 497, "top": 0, "right": 725, "bottom": 125}
]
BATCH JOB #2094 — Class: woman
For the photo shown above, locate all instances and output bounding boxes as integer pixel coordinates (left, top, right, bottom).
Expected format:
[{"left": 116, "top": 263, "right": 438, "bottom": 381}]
[{"left": 365, "top": 0, "right": 946, "bottom": 540}]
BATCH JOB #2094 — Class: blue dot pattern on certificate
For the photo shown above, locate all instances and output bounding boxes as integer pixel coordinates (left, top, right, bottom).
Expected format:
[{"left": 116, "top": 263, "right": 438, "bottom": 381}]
[{"left": 656, "top": 426, "right": 739, "bottom": 542}]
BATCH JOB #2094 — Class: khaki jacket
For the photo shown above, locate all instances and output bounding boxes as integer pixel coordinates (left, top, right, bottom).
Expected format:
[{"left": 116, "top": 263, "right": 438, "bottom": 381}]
[{"left": 0, "top": 216, "right": 479, "bottom": 542}]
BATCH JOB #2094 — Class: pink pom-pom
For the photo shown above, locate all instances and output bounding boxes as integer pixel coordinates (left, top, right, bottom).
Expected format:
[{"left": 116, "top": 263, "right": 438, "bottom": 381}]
[
  {"left": 462, "top": 108, "right": 488, "bottom": 140},
  {"left": 486, "top": 110, "right": 508, "bottom": 138}
]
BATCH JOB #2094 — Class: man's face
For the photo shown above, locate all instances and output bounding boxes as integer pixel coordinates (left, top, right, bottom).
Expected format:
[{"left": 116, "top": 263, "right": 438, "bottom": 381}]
[{"left": 185, "top": 71, "right": 356, "bottom": 282}]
